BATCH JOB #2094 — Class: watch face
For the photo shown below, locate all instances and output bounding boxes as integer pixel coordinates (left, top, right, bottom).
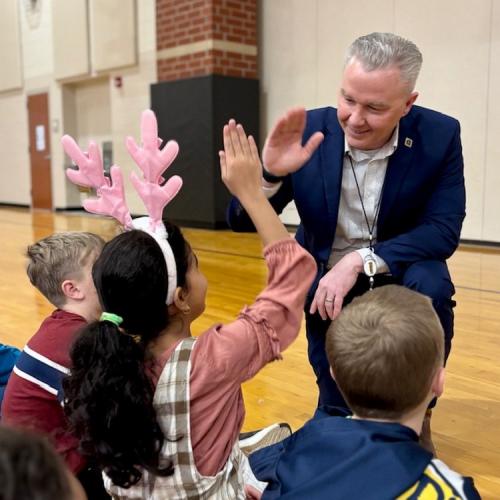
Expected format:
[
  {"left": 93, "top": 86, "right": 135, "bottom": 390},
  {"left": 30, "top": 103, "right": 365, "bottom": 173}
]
[{"left": 363, "top": 256, "right": 377, "bottom": 277}]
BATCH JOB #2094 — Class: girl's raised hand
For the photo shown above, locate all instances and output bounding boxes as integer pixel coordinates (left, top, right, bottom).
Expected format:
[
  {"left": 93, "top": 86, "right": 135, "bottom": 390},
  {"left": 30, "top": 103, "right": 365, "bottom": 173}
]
[
  {"left": 219, "top": 120, "right": 263, "bottom": 202},
  {"left": 220, "top": 120, "right": 290, "bottom": 245}
]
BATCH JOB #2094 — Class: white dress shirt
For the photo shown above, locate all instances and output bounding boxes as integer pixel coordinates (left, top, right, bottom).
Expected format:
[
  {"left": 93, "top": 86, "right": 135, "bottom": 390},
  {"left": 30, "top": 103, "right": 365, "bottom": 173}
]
[
  {"left": 262, "top": 126, "right": 399, "bottom": 275},
  {"left": 329, "top": 127, "right": 399, "bottom": 272}
]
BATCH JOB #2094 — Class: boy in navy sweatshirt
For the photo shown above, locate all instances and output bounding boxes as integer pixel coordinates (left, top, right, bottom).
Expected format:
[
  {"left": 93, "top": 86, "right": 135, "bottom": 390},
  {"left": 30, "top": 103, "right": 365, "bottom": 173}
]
[{"left": 250, "top": 285, "right": 480, "bottom": 499}]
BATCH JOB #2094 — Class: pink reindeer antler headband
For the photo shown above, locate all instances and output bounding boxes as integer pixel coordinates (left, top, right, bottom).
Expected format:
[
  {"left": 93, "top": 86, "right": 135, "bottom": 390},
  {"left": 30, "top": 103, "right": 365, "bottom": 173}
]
[{"left": 61, "top": 109, "right": 183, "bottom": 305}]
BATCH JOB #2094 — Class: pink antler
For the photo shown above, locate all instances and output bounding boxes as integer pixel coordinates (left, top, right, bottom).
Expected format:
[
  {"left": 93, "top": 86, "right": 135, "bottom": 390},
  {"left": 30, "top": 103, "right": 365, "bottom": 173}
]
[
  {"left": 126, "top": 110, "right": 183, "bottom": 230},
  {"left": 61, "top": 135, "right": 133, "bottom": 228}
]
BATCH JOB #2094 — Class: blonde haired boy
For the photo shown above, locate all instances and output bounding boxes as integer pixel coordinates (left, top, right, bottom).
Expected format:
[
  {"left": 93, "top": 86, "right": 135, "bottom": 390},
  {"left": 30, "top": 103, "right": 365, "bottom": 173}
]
[
  {"left": 2, "top": 232, "right": 108, "bottom": 498},
  {"left": 250, "top": 285, "right": 480, "bottom": 499}
]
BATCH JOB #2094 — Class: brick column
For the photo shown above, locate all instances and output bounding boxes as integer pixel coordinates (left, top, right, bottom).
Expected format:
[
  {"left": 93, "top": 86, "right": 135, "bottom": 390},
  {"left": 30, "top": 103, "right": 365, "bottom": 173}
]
[
  {"left": 152, "top": 0, "right": 259, "bottom": 228},
  {"left": 156, "top": 0, "right": 257, "bottom": 81}
]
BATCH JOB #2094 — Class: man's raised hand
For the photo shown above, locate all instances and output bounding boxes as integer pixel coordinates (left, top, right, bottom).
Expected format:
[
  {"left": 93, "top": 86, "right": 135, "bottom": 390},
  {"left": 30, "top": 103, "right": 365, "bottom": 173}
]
[{"left": 262, "top": 107, "right": 324, "bottom": 176}]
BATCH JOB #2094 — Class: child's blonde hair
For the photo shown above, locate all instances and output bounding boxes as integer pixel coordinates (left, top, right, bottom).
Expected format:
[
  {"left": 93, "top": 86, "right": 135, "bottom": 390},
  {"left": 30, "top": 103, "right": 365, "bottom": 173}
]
[
  {"left": 325, "top": 285, "right": 444, "bottom": 419},
  {"left": 26, "top": 232, "right": 104, "bottom": 307}
]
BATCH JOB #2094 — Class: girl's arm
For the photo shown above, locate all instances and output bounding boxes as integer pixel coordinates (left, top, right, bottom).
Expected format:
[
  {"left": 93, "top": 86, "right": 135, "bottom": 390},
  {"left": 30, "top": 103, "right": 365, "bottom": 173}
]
[{"left": 186, "top": 122, "right": 317, "bottom": 477}]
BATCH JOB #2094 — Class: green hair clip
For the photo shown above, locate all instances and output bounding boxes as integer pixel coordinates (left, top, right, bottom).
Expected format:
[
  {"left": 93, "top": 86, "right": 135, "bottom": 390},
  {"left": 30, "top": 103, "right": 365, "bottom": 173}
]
[{"left": 100, "top": 312, "right": 123, "bottom": 327}]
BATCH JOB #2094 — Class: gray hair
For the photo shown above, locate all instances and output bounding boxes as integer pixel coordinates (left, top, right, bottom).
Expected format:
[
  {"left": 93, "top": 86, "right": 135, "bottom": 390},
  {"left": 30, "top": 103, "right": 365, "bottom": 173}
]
[{"left": 345, "top": 32, "right": 423, "bottom": 91}]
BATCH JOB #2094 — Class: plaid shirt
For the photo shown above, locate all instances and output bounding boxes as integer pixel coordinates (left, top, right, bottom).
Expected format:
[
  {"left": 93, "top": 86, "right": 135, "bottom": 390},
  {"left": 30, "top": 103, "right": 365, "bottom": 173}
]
[{"left": 104, "top": 337, "right": 248, "bottom": 499}]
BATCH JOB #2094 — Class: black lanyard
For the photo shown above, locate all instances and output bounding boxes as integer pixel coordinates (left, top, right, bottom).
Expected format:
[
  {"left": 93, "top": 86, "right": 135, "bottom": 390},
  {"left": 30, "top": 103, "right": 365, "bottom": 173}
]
[{"left": 347, "top": 155, "right": 383, "bottom": 252}]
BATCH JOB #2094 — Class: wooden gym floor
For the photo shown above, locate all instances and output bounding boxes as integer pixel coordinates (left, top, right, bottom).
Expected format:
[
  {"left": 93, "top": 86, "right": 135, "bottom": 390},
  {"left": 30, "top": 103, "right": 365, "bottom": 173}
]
[{"left": 1, "top": 207, "right": 499, "bottom": 498}]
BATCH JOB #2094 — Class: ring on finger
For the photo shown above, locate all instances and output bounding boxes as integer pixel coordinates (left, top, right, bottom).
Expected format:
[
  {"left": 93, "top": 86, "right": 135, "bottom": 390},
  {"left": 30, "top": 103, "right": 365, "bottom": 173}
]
[{"left": 325, "top": 297, "right": 334, "bottom": 303}]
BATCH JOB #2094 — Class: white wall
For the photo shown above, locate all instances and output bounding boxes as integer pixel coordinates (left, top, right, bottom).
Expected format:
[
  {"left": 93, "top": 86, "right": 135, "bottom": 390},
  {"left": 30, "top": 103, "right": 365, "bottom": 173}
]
[
  {"left": 89, "top": 0, "right": 137, "bottom": 72},
  {"left": 0, "top": 0, "right": 23, "bottom": 92},
  {"left": 73, "top": 78, "right": 111, "bottom": 147},
  {"left": 0, "top": 0, "right": 53, "bottom": 206},
  {"left": 260, "top": 0, "right": 500, "bottom": 242},
  {"left": 109, "top": 0, "right": 157, "bottom": 215},
  {"left": 0, "top": 0, "right": 156, "bottom": 212},
  {"left": 483, "top": 0, "right": 500, "bottom": 241},
  {"left": 52, "top": 0, "right": 89, "bottom": 80},
  {"left": 0, "top": 93, "right": 30, "bottom": 205}
]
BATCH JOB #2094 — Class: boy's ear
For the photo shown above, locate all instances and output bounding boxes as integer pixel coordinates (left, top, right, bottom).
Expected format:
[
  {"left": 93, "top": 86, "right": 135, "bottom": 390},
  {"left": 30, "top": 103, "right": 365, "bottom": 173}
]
[
  {"left": 61, "top": 279, "right": 84, "bottom": 301},
  {"left": 170, "top": 286, "right": 191, "bottom": 315},
  {"left": 431, "top": 366, "right": 445, "bottom": 398}
]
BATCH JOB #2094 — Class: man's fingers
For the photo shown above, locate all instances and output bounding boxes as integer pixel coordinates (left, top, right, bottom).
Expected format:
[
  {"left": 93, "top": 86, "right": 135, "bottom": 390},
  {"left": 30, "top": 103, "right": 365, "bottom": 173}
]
[
  {"left": 309, "top": 296, "right": 318, "bottom": 315},
  {"left": 248, "top": 135, "right": 260, "bottom": 165},
  {"left": 314, "top": 288, "right": 328, "bottom": 321},
  {"left": 303, "top": 131, "right": 324, "bottom": 159},
  {"left": 284, "top": 107, "right": 306, "bottom": 134},
  {"left": 318, "top": 301, "right": 328, "bottom": 321},
  {"left": 265, "top": 107, "right": 305, "bottom": 145},
  {"left": 332, "top": 294, "right": 344, "bottom": 320},
  {"left": 264, "top": 116, "right": 287, "bottom": 148},
  {"left": 325, "top": 296, "right": 335, "bottom": 319},
  {"left": 315, "top": 298, "right": 326, "bottom": 319}
]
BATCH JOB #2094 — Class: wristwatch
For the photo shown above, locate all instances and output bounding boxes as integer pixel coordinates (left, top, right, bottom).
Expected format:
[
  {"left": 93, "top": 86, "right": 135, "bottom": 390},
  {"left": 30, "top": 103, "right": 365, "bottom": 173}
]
[{"left": 262, "top": 167, "right": 285, "bottom": 184}]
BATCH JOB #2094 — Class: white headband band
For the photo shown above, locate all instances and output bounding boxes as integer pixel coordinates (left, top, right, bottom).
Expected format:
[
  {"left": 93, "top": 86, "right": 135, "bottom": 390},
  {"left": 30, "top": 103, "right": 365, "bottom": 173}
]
[{"left": 131, "top": 217, "right": 177, "bottom": 306}]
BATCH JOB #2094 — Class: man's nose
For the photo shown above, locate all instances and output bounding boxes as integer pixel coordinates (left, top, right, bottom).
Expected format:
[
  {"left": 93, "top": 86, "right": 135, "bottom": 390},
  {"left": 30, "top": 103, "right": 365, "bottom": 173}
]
[{"left": 348, "top": 107, "right": 365, "bottom": 127}]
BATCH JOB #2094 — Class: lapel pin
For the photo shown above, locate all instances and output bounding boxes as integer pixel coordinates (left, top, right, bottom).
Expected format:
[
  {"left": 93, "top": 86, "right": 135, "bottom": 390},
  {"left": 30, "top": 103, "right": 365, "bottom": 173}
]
[{"left": 404, "top": 137, "right": 413, "bottom": 148}]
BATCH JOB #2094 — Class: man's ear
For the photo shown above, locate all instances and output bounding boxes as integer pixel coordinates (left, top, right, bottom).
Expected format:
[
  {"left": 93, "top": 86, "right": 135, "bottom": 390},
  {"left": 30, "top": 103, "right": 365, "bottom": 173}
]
[
  {"left": 329, "top": 366, "right": 336, "bottom": 382},
  {"left": 431, "top": 366, "right": 445, "bottom": 398},
  {"left": 403, "top": 91, "right": 418, "bottom": 116},
  {"left": 171, "top": 286, "right": 191, "bottom": 315},
  {"left": 61, "top": 279, "right": 84, "bottom": 300}
]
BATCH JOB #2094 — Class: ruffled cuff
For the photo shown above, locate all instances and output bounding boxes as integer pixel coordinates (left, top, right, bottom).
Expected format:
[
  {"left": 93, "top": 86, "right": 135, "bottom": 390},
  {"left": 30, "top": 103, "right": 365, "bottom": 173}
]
[
  {"left": 262, "top": 237, "right": 297, "bottom": 258},
  {"left": 238, "top": 306, "right": 283, "bottom": 362}
]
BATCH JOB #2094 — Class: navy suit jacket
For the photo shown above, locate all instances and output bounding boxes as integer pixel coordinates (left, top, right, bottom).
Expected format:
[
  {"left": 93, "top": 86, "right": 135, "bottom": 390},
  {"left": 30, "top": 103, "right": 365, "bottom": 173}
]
[{"left": 228, "top": 105, "right": 466, "bottom": 283}]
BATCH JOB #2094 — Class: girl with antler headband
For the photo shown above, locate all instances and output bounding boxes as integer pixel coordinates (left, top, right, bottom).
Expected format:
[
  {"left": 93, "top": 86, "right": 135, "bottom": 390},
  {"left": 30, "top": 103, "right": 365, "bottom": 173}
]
[{"left": 61, "top": 111, "right": 316, "bottom": 499}]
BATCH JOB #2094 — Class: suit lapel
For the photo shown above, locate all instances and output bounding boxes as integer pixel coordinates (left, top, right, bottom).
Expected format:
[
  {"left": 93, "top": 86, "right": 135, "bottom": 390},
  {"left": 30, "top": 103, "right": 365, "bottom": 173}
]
[
  {"left": 378, "top": 113, "right": 417, "bottom": 231},
  {"left": 321, "top": 112, "right": 344, "bottom": 224}
]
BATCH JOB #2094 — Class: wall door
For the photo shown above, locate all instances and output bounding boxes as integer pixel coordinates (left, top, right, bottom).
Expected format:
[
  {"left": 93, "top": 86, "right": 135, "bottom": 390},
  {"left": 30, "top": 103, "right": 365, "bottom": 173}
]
[{"left": 28, "top": 93, "right": 52, "bottom": 209}]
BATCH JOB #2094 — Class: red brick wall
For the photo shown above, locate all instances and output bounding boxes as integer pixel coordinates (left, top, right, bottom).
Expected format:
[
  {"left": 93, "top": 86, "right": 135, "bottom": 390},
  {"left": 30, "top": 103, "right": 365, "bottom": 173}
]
[
  {"left": 212, "top": 0, "right": 256, "bottom": 46},
  {"left": 156, "top": 0, "right": 257, "bottom": 81}
]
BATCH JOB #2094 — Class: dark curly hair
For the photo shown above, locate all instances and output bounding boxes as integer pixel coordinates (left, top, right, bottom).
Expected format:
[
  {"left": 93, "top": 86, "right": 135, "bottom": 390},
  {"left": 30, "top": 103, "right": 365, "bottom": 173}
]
[
  {"left": 0, "top": 425, "right": 73, "bottom": 500},
  {"left": 63, "top": 222, "right": 191, "bottom": 488}
]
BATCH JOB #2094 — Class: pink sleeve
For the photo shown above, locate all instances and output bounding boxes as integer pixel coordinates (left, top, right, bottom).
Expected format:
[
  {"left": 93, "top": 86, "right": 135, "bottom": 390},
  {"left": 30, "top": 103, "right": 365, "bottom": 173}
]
[
  {"left": 193, "top": 238, "right": 316, "bottom": 384},
  {"left": 188, "top": 238, "right": 316, "bottom": 476}
]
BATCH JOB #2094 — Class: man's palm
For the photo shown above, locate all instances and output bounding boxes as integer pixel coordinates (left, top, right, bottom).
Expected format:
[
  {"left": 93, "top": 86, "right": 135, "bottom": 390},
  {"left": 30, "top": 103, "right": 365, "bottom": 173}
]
[{"left": 263, "top": 107, "right": 324, "bottom": 176}]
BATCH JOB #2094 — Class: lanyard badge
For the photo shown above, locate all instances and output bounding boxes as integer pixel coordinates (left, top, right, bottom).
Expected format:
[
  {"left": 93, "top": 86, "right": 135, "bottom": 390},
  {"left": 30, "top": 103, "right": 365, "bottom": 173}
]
[
  {"left": 348, "top": 155, "right": 383, "bottom": 292},
  {"left": 363, "top": 252, "right": 377, "bottom": 290}
]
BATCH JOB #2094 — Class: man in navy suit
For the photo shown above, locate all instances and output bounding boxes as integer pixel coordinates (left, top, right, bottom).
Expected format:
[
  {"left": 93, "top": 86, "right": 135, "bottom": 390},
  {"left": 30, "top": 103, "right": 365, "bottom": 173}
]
[{"left": 227, "top": 33, "right": 465, "bottom": 451}]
